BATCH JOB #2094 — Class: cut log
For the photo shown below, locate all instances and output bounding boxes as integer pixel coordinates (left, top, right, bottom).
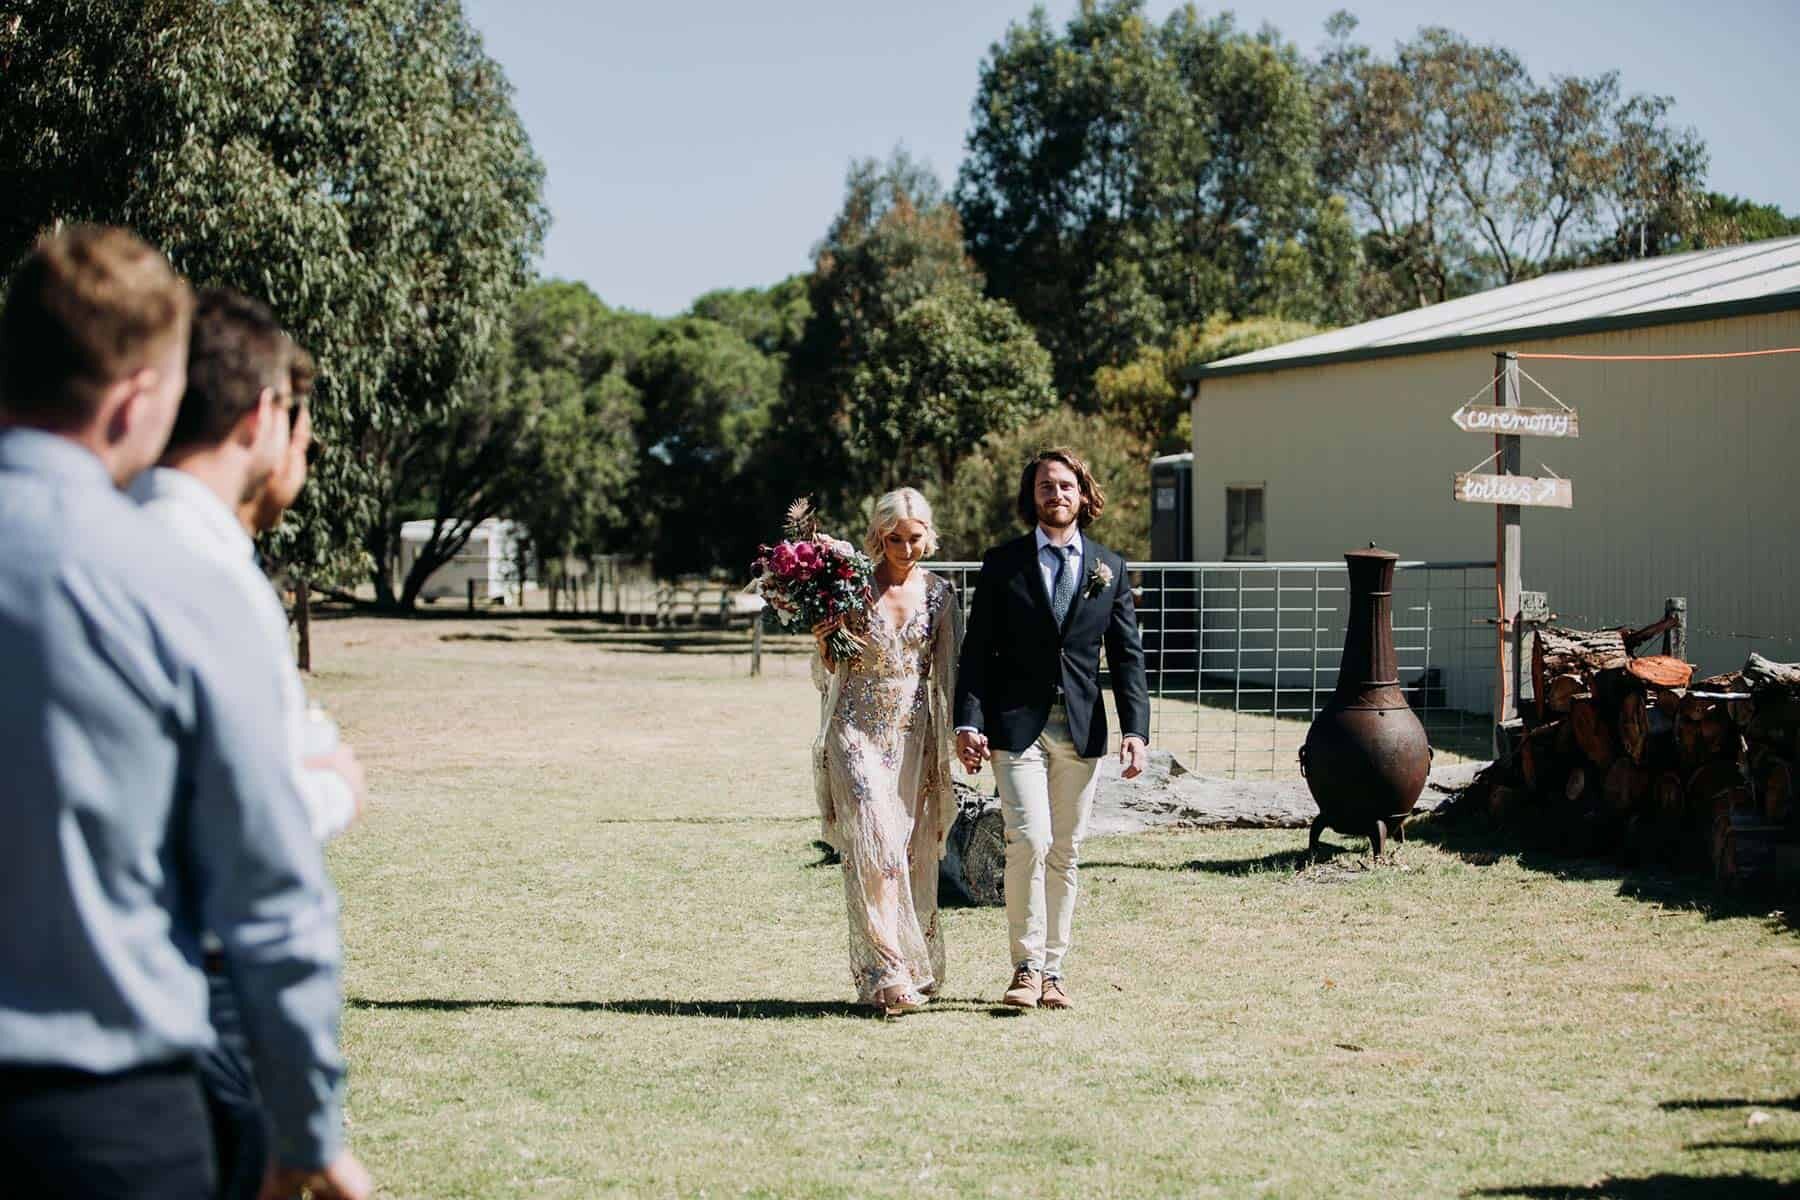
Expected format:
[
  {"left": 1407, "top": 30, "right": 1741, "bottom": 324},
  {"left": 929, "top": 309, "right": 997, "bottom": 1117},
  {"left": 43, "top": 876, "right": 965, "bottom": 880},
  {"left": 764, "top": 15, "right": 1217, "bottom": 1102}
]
[
  {"left": 1603, "top": 760, "right": 1650, "bottom": 818},
  {"left": 1654, "top": 688, "right": 1683, "bottom": 717},
  {"left": 1653, "top": 771, "right": 1685, "bottom": 821},
  {"left": 1754, "top": 756, "right": 1793, "bottom": 825},
  {"left": 1545, "top": 673, "right": 1587, "bottom": 715},
  {"left": 1488, "top": 783, "right": 1524, "bottom": 825},
  {"left": 1570, "top": 696, "right": 1618, "bottom": 768},
  {"left": 1533, "top": 627, "right": 1629, "bottom": 713},
  {"left": 941, "top": 785, "right": 1005, "bottom": 906},
  {"left": 1699, "top": 710, "right": 1738, "bottom": 758},
  {"left": 1618, "top": 690, "right": 1651, "bottom": 765},
  {"left": 1625, "top": 656, "right": 1694, "bottom": 689},
  {"left": 1687, "top": 761, "right": 1748, "bottom": 817},
  {"left": 1520, "top": 721, "right": 1567, "bottom": 793},
  {"left": 1564, "top": 766, "right": 1601, "bottom": 807},
  {"left": 1743, "top": 652, "right": 1800, "bottom": 697}
]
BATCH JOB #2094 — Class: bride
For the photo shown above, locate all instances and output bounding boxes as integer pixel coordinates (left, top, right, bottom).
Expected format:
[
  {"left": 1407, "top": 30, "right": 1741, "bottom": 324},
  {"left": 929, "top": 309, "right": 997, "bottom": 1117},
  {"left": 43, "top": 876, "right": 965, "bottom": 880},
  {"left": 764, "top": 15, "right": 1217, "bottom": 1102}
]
[{"left": 812, "top": 487, "right": 960, "bottom": 1016}]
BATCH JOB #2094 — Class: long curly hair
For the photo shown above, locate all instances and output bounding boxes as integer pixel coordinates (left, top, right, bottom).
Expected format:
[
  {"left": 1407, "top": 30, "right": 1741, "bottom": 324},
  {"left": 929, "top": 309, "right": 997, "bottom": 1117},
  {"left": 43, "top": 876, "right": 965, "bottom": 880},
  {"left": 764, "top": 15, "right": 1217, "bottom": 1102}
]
[{"left": 1016, "top": 447, "right": 1106, "bottom": 530}]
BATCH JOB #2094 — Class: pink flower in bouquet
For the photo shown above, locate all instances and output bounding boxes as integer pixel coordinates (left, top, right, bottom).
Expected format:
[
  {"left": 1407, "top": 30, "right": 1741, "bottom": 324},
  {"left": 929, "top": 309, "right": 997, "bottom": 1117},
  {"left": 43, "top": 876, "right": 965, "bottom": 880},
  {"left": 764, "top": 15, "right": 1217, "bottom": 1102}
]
[{"left": 770, "top": 543, "right": 798, "bottom": 576}]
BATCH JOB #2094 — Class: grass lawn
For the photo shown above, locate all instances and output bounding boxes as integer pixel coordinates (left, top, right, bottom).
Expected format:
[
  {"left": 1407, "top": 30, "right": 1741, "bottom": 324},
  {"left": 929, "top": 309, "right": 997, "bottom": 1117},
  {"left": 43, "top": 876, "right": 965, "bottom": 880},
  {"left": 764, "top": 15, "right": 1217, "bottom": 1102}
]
[{"left": 308, "top": 612, "right": 1800, "bottom": 1198}]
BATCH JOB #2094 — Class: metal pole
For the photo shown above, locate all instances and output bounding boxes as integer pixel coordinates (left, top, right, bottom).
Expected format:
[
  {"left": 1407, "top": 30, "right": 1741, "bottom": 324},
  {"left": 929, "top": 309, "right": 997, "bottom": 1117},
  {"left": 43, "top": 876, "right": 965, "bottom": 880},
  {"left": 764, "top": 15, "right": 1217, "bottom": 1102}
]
[{"left": 1493, "top": 352, "right": 1523, "bottom": 755}]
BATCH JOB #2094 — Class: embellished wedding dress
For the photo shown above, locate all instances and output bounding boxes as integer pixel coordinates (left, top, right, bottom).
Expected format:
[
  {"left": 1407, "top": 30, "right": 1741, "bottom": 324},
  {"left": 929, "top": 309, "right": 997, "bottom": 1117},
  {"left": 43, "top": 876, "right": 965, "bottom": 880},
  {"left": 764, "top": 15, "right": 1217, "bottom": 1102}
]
[{"left": 812, "top": 572, "right": 961, "bottom": 1005}]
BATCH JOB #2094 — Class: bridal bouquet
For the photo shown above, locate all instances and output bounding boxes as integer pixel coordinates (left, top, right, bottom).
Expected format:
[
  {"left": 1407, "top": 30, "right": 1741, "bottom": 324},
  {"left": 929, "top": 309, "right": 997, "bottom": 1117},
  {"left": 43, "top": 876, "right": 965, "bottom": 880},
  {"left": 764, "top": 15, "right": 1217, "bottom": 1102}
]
[{"left": 749, "top": 499, "right": 874, "bottom": 663}]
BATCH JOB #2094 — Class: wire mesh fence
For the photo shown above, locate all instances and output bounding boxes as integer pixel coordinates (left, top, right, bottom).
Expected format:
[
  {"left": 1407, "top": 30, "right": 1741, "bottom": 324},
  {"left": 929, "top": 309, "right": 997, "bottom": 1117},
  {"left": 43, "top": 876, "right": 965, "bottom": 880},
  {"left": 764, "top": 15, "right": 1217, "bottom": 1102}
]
[{"left": 926, "top": 559, "right": 1497, "bottom": 780}]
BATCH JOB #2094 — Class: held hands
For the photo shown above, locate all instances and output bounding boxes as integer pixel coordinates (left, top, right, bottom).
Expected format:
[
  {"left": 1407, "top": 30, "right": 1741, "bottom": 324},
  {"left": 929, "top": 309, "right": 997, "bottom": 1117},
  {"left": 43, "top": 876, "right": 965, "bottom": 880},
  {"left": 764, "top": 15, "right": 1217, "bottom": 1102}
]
[
  {"left": 956, "top": 729, "right": 990, "bottom": 774},
  {"left": 1119, "top": 735, "right": 1148, "bottom": 780},
  {"left": 260, "top": 1152, "right": 372, "bottom": 1200}
]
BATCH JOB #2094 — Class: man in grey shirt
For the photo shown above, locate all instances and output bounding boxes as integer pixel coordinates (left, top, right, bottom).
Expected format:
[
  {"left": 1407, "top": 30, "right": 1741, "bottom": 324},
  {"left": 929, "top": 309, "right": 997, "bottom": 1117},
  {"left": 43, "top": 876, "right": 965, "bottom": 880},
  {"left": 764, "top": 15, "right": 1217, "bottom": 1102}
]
[{"left": 0, "top": 227, "right": 368, "bottom": 1198}]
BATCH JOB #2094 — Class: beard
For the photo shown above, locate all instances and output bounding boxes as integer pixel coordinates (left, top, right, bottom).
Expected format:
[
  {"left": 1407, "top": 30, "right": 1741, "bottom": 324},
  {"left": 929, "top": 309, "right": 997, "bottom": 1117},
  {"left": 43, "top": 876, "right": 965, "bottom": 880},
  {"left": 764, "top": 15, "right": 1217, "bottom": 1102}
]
[{"left": 1037, "top": 499, "right": 1079, "bottom": 530}]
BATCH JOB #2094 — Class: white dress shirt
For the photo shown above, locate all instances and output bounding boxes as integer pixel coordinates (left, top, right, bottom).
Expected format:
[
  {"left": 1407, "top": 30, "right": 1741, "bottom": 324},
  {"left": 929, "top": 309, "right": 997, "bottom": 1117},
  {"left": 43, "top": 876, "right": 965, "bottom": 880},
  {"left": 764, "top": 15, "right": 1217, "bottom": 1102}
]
[{"left": 131, "top": 467, "right": 355, "bottom": 842}]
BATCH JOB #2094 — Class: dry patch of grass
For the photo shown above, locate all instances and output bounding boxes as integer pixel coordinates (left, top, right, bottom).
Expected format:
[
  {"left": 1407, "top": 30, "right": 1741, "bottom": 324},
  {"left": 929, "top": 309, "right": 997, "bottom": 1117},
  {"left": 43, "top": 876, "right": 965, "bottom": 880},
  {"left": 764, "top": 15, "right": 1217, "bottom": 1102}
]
[{"left": 309, "top": 613, "right": 1800, "bottom": 1199}]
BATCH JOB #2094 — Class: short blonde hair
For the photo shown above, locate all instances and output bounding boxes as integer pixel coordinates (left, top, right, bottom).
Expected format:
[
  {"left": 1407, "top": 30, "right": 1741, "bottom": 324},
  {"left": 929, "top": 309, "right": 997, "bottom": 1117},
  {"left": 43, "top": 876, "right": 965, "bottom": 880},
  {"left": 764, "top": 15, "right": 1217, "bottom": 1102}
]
[
  {"left": 0, "top": 224, "right": 193, "bottom": 428},
  {"left": 864, "top": 487, "right": 939, "bottom": 560}
]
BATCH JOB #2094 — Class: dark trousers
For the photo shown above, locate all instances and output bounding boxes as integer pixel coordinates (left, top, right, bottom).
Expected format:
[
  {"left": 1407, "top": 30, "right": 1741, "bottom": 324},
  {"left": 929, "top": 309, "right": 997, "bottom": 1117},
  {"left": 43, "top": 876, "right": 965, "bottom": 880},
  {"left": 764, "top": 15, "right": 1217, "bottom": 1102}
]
[
  {"left": 0, "top": 1058, "right": 217, "bottom": 1198},
  {"left": 199, "top": 957, "right": 271, "bottom": 1200}
]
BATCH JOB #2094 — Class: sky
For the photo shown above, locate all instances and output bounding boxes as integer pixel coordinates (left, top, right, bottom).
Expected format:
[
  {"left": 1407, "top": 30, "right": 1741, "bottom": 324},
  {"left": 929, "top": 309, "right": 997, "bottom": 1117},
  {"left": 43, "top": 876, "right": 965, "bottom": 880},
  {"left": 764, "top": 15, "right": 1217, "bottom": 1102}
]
[{"left": 461, "top": 0, "right": 1800, "bottom": 317}]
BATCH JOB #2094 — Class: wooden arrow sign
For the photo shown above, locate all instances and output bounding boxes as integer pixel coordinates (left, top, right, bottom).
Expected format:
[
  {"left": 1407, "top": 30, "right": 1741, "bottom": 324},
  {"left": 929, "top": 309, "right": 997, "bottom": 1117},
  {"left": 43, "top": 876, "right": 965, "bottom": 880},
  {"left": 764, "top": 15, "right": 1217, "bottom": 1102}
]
[
  {"left": 1454, "top": 472, "right": 1573, "bottom": 508},
  {"left": 1452, "top": 405, "right": 1579, "bottom": 438}
]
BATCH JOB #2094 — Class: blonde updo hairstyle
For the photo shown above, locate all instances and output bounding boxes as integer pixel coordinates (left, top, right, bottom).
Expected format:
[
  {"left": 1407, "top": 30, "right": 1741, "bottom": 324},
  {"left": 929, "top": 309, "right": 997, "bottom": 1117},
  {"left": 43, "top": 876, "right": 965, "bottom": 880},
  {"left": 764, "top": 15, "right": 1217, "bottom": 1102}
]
[{"left": 864, "top": 487, "right": 939, "bottom": 561}]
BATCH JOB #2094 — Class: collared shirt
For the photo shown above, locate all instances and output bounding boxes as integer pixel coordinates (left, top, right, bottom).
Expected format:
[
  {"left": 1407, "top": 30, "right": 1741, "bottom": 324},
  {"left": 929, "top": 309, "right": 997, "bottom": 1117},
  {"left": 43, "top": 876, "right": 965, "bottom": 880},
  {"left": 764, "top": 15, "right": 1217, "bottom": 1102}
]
[
  {"left": 1035, "top": 524, "right": 1085, "bottom": 609},
  {"left": 130, "top": 467, "right": 354, "bottom": 842},
  {"left": 0, "top": 430, "right": 345, "bottom": 1168}
]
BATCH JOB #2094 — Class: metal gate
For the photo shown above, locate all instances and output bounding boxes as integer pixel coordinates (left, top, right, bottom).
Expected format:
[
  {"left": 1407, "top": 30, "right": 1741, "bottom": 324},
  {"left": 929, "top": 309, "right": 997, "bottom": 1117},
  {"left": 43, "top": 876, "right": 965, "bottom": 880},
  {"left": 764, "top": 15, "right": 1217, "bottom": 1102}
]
[{"left": 926, "top": 559, "right": 1496, "bottom": 780}]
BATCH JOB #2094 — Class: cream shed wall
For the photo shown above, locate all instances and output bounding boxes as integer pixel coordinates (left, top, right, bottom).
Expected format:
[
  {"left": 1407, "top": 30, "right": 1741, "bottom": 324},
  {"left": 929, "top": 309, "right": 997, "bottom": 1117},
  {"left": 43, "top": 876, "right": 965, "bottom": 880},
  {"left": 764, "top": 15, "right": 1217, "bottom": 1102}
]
[{"left": 1189, "top": 309, "right": 1800, "bottom": 694}]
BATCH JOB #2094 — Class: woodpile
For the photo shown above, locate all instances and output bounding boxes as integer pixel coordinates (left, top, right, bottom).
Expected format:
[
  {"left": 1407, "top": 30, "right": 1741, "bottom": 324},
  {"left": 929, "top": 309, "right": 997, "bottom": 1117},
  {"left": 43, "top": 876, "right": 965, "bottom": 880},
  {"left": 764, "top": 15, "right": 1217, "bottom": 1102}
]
[{"left": 1466, "top": 620, "right": 1799, "bottom": 891}]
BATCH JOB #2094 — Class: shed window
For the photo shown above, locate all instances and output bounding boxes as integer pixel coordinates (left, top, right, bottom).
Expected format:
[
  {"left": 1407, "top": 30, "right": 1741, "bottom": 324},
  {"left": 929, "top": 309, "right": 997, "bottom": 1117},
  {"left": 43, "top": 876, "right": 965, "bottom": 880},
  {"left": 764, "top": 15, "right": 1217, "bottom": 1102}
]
[{"left": 1226, "top": 484, "right": 1265, "bottom": 560}]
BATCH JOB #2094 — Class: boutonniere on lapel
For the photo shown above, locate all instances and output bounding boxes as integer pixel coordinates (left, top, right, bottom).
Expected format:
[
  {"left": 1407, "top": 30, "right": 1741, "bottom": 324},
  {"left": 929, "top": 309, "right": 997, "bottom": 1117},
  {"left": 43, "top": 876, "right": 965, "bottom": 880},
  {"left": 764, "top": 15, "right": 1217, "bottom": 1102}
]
[{"left": 1083, "top": 561, "right": 1113, "bottom": 599}]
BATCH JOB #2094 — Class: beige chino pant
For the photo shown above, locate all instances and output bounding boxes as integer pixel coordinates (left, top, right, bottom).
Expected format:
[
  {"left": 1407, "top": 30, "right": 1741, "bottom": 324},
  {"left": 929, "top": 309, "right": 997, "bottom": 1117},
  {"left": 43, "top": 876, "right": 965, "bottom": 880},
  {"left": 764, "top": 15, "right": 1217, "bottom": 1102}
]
[{"left": 991, "top": 703, "right": 1100, "bottom": 978}]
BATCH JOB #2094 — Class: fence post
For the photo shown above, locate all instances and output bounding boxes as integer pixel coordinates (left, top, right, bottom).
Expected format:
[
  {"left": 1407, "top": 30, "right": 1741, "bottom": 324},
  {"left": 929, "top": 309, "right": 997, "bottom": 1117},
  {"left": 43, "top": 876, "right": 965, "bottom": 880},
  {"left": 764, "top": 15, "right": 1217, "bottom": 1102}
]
[
  {"left": 467, "top": 578, "right": 475, "bottom": 612},
  {"left": 1664, "top": 596, "right": 1688, "bottom": 660},
  {"left": 751, "top": 618, "right": 763, "bottom": 677},
  {"left": 295, "top": 576, "right": 311, "bottom": 672}
]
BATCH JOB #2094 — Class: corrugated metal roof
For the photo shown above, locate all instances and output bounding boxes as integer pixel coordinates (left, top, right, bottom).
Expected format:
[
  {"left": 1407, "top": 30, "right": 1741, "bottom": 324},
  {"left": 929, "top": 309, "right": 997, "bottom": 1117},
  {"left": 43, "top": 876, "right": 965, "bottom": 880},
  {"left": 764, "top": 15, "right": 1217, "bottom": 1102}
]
[{"left": 1190, "top": 235, "right": 1800, "bottom": 380}]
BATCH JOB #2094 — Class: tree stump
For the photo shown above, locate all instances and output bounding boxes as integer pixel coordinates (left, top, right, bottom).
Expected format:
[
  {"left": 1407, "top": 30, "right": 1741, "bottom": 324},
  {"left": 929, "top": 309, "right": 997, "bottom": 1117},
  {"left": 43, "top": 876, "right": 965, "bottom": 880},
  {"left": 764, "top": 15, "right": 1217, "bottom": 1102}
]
[{"left": 941, "top": 782, "right": 1006, "bottom": 906}]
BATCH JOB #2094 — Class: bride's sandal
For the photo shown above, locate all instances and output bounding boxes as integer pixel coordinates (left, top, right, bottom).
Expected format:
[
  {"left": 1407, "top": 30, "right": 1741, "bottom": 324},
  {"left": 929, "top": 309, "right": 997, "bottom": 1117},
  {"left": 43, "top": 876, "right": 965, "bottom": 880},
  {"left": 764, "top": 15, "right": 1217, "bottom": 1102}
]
[{"left": 876, "top": 986, "right": 928, "bottom": 1016}]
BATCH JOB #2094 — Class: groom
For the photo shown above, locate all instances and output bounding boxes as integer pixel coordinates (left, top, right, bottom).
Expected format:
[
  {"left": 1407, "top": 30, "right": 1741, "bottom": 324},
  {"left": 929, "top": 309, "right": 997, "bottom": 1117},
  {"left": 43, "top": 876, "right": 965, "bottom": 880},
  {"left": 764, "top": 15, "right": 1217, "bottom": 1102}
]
[{"left": 954, "top": 448, "right": 1150, "bottom": 1010}]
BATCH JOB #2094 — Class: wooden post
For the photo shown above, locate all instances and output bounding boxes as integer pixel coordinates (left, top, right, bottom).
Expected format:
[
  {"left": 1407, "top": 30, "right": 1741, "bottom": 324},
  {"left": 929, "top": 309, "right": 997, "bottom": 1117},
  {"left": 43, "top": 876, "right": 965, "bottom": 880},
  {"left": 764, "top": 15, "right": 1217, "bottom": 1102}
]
[
  {"left": 751, "top": 617, "right": 764, "bottom": 677},
  {"left": 467, "top": 578, "right": 475, "bottom": 611},
  {"left": 295, "top": 576, "right": 312, "bottom": 672},
  {"left": 1494, "top": 352, "right": 1523, "bottom": 755},
  {"left": 1664, "top": 596, "right": 1688, "bottom": 660}
]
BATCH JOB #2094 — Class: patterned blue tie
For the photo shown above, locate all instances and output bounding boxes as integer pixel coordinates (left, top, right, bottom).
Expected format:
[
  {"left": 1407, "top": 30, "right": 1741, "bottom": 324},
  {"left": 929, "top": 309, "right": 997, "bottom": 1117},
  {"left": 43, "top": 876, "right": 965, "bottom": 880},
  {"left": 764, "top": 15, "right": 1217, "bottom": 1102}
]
[{"left": 1050, "top": 543, "right": 1078, "bottom": 625}]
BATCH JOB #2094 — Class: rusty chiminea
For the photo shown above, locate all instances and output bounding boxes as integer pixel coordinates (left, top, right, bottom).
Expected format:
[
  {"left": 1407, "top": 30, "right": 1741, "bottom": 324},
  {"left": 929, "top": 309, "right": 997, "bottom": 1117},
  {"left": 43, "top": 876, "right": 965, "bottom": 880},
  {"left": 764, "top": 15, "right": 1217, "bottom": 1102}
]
[{"left": 1300, "top": 546, "right": 1432, "bottom": 856}]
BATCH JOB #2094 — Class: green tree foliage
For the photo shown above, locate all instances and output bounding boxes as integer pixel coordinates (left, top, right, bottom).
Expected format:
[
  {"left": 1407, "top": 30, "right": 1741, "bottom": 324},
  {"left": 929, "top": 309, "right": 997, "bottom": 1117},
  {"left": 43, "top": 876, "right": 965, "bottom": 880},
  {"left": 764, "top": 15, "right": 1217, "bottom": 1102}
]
[
  {"left": 780, "top": 150, "right": 985, "bottom": 517},
  {"left": 1688, "top": 194, "right": 1800, "bottom": 247},
  {"left": 1314, "top": 13, "right": 1708, "bottom": 310},
  {"left": 937, "top": 408, "right": 1152, "bottom": 563},
  {"left": 1095, "top": 315, "right": 1317, "bottom": 453},
  {"left": 848, "top": 284, "right": 1055, "bottom": 490},
  {"left": 385, "top": 282, "right": 641, "bottom": 610},
  {"left": 0, "top": 0, "right": 545, "bottom": 597},
  {"left": 688, "top": 275, "right": 811, "bottom": 359},
  {"left": 628, "top": 317, "right": 782, "bottom": 576},
  {"left": 956, "top": 0, "right": 1355, "bottom": 399}
]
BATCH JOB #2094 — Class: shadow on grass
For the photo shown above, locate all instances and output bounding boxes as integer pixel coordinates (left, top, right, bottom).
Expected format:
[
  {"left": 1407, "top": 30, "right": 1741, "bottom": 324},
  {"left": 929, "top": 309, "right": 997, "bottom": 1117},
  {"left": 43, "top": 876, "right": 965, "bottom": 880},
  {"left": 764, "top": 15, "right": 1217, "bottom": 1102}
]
[
  {"left": 1685, "top": 1140, "right": 1800, "bottom": 1154},
  {"left": 439, "top": 629, "right": 789, "bottom": 656},
  {"left": 1086, "top": 842, "right": 1356, "bottom": 876},
  {"left": 1468, "top": 1176, "right": 1796, "bottom": 1198},
  {"left": 347, "top": 996, "right": 1008, "bottom": 1020},
  {"left": 1407, "top": 811, "right": 1798, "bottom": 932},
  {"left": 1659, "top": 1095, "right": 1800, "bottom": 1113}
]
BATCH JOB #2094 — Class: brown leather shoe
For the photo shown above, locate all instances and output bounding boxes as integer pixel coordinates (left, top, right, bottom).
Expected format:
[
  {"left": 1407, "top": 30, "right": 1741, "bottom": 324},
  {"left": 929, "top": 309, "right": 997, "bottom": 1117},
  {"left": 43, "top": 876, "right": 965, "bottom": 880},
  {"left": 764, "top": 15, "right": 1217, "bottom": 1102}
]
[
  {"left": 1040, "top": 976, "right": 1073, "bottom": 1010},
  {"left": 1002, "top": 965, "right": 1042, "bottom": 1008}
]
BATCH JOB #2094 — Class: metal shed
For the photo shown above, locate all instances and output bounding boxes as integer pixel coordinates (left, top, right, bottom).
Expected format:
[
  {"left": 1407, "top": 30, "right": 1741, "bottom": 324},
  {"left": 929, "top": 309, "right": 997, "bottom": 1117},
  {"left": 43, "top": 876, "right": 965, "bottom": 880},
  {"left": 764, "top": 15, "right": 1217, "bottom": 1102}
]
[{"left": 1184, "top": 236, "right": 1800, "bottom": 713}]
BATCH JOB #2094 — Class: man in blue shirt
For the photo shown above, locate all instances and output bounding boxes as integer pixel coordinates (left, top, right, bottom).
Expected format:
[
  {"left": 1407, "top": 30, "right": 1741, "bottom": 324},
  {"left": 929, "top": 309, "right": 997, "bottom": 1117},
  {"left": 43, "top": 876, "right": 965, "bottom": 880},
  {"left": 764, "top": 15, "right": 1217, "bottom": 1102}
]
[{"left": 0, "top": 227, "right": 368, "bottom": 1198}]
